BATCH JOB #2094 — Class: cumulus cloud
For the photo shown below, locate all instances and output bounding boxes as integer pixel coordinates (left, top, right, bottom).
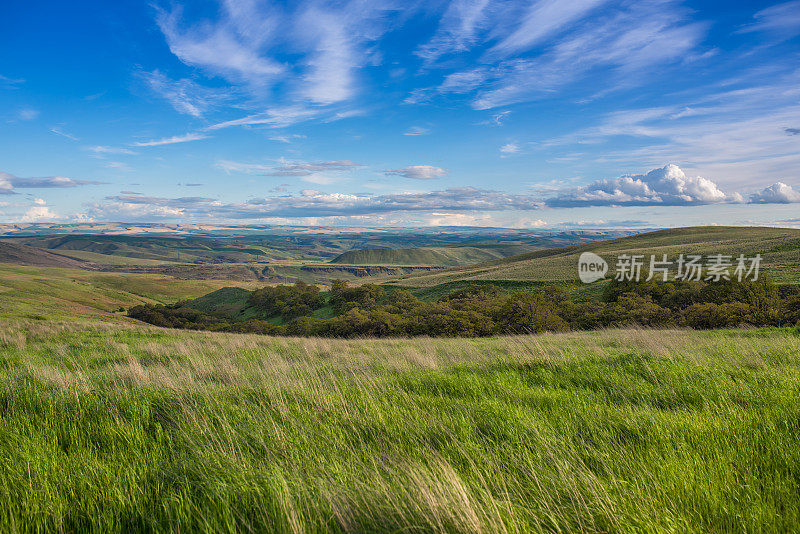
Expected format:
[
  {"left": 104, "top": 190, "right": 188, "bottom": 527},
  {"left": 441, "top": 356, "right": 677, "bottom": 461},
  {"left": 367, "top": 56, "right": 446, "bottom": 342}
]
[
  {"left": 0, "top": 171, "right": 105, "bottom": 194},
  {"left": 21, "top": 199, "right": 58, "bottom": 222},
  {"left": 545, "top": 164, "right": 742, "bottom": 207},
  {"left": 384, "top": 166, "right": 448, "bottom": 180},
  {"left": 749, "top": 182, "right": 800, "bottom": 203}
]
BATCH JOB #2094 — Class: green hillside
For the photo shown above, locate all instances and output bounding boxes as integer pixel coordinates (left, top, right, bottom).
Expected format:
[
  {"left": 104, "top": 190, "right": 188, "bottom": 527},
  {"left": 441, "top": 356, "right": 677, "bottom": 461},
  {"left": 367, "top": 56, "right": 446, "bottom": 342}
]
[
  {"left": 385, "top": 226, "right": 800, "bottom": 286},
  {"left": 182, "top": 286, "right": 254, "bottom": 318},
  {"left": 330, "top": 245, "right": 534, "bottom": 266},
  {"left": 0, "top": 263, "right": 260, "bottom": 321}
]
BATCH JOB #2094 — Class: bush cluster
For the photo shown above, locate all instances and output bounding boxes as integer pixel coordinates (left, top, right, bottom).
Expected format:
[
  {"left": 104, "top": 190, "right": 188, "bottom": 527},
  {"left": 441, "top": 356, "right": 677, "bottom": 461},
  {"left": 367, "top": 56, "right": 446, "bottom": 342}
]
[{"left": 129, "top": 277, "right": 800, "bottom": 337}]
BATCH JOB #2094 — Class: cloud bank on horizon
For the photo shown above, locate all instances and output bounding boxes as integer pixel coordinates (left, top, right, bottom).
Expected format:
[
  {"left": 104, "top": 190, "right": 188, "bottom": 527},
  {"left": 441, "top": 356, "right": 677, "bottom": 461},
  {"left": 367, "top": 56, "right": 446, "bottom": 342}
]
[{"left": 0, "top": 0, "right": 798, "bottom": 227}]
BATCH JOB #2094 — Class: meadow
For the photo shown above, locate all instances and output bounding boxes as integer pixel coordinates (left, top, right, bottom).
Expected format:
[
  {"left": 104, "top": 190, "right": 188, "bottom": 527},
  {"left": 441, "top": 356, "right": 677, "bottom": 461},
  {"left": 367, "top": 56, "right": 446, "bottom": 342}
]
[
  {"left": 1, "top": 226, "right": 799, "bottom": 532},
  {"left": 1, "top": 319, "right": 798, "bottom": 532}
]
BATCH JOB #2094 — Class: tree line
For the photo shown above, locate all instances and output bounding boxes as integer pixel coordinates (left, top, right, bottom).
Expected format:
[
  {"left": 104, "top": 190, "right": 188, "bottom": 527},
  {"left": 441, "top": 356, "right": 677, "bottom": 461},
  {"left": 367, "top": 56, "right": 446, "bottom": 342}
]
[{"left": 128, "top": 277, "right": 800, "bottom": 337}]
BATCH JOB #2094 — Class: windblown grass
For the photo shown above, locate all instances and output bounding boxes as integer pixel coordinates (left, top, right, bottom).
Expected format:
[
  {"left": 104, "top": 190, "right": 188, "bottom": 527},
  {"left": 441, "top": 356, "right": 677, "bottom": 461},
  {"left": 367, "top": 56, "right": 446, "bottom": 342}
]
[{"left": 1, "top": 321, "right": 798, "bottom": 532}]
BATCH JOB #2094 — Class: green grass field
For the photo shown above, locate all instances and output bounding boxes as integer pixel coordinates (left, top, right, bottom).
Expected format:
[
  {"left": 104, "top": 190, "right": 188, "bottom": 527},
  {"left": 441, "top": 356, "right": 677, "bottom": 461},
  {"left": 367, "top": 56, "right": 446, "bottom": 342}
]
[
  {"left": 1, "top": 226, "right": 799, "bottom": 532},
  {"left": 1, "top": 319, "right": 798, "bottom": 532}
]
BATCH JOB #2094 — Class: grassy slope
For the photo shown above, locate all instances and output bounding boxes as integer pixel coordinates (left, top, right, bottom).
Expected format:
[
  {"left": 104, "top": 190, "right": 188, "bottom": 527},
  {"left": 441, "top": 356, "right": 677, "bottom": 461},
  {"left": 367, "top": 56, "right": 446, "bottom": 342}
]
[
  {"left": 330, "top": 245, "right": 532, "bottom": 266},
  {"left": 0, "top": 263, "right": 260, "bottom": 321},
  {"left": 0, "top": 321, "right": 798, "bottom": 532},
  {"left": 50, "top": 249, "right": 181, "bottom": 266},
  {"left": 0, "top": 241, "right": 94, "bottom": 269},
  {"left": 385, "top": 226, "right": 800, "bottom": 286},
  {"left": 183, "top": 286, "right": 254, "bottom": 318}
]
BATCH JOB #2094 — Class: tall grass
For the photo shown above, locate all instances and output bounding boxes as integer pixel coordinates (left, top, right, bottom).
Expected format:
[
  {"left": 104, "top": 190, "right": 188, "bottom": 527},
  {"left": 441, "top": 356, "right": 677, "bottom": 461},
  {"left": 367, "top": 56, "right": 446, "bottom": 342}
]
[{"left": 1, "top": 321, "right": 799, "bottom": 532}]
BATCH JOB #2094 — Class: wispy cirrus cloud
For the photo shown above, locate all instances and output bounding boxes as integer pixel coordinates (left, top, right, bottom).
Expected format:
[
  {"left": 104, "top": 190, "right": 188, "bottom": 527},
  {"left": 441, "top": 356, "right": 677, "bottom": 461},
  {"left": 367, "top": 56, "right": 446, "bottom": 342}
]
[
  {"left": 132, "top": 132, "right": 209, "bottom": 147},
  {"left": 416, "top": 0, "right": 491, "bottom": 65},
  {"left": 141, "top": 70, "right": 232, "bottom": 118},
  {"left": 155, "top": 3, "right": 283, "bottom": 91},
  {"left": 0, "top": 74, "right": 24, "bottom": 88},
  {"left": 412, "top": 0, "right": 707, "bottom": 110},
  {"left": 738, "top": 1, "right": 800, "bottom": 40},
  {"left": 150, "top": 0, "right": 397, "bottom": 130},
  {"left": 49, "top": 126, "right": 79, "bottom": 141},
  {"left": 488, "top": 0, "right": 608, "bottom": 56},
  {"left": 86, "top": 145, "right": 137, "bottom": 155}
]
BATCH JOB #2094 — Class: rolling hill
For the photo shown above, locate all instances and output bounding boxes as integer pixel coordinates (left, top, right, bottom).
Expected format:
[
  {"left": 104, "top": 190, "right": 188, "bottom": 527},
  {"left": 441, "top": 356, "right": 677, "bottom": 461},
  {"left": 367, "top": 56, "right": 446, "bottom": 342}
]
[
  {"left": 0, "top": 241, "right": 96, "bottom": 269},
  {"left": 383, "top": 226, "right": 800, "bottom": 286},
  {"left": 330, "top": 245, "right": 535, "bottom": 266}
]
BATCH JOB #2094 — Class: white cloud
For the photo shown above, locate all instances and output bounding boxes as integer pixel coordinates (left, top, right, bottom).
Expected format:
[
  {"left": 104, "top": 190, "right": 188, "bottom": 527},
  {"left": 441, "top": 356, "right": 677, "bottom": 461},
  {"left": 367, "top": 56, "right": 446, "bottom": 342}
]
[
  {"left": 21, "top": 201, "right": 58, "bottom": 222},
  {"left": 17, "top": 108, "right": 39, "bottom": 120},
  {"left": 49, "top": 127, "right": 79, "bottom": 141},
  {"left": 749, "top": 182, "right": 800, "bottom": 204},
  {"left": 0, "top": 171, "right": 105, "bottom": 194},
  {"left": 546, "top": 74, "right": 800, "bottom": 189},
  {"left": 403, "top": 126, "right": 430, "bottom": 136},
  {"left": 132, "top": 132, "right": 208, "bottom": 147},
  {"left": 0, "top": 74, "right": 24, "bottom": 88},
  {"left": 416, "top": 0, "right": 706, "bottom": 110},
  {"left": 490, "top": 0, "right": 608, "bottom": 56},
  {"left": 87, "top": 145, "right": 137, "bottom": 155},
  {"left": 295, "top": 7, "right": 356, "bottom": 104},
  {"left": 155, "top": 4, "right": 283, "bottom": 90},
  {"left": 87, "top": 187, "right": 542, "bottom": 221},
  {"left": 739, "top": 1, "right": 800, "bottom": 40},
  {"left": 105, "top": 161, "right": 132, "bottom": 172},
  {"left": 216, "top": 159, "right": 361, "bottom": 177},
  {"left": 141, "top": 70, "right": 230, "bottom": 118},
  {"left": 416, "top": 0, "right": 490, "bottom": 64},
  {"left": 384, "top": 166, "right": 448, "bottom": 180},
  {"left": 152, "top": 0, "right": 394, "bottom": 124},
  {"left": 546, "top": 164, "right": 742, "bottom": 207},
  {"left": 500, "top": 143, "right": 520, "bottom": 154},
  {"left": 205, "top": 106, "right": 321, "bottom": 130},
  {"left": 269, "top": 134, "right": 306, "bottom": 143}
]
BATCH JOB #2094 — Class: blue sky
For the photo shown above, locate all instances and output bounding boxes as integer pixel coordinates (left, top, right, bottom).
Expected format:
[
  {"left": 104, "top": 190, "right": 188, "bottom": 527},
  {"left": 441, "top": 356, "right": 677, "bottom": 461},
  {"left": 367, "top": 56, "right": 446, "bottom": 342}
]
[{"left": 1, "top": 0, "right": 799, "bottom": 228}]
